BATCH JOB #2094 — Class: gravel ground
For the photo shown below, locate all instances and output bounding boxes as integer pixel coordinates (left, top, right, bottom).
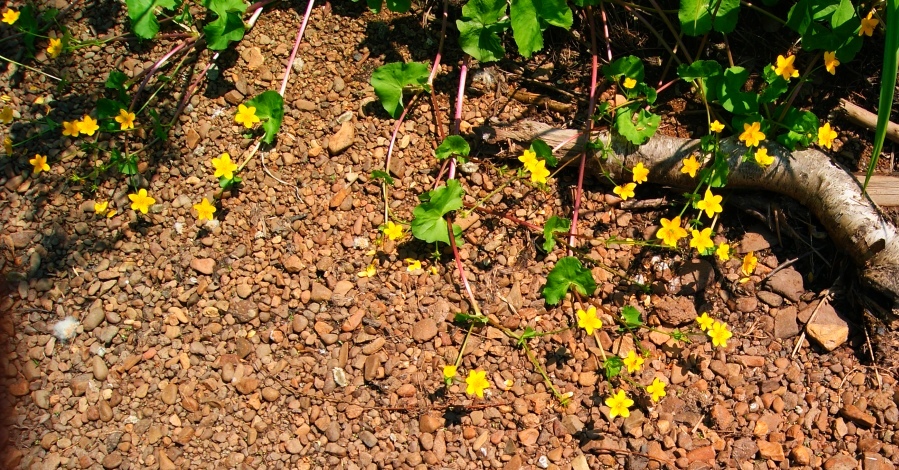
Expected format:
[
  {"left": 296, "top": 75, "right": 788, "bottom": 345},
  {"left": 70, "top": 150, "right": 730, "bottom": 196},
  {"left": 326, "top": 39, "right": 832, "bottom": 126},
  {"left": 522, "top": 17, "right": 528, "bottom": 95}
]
[{"left": 1, "top": 2, "right": 899, "bottom": 470}]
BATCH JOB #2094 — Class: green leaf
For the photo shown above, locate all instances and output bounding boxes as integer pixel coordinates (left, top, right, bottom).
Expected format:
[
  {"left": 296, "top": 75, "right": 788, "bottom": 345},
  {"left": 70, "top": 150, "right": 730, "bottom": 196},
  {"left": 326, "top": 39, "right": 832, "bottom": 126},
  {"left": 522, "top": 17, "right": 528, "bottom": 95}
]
[
  {"left": 411, "top": 180, "right": 465, "bottom": 245},
  {"left": 457, "top": 0, "right": 509, "bottom": 62},
  {"left": 542, "top": 216, "right": 570, "bottom": 252},
  {"left": 435, "top": 135, "right": 470, "bottom": 161},
  {"left": 96, "top": 99, "right": 124, "bottom": 120},
  {"left": 530, "top": 139, "right": 557, "bottom": 167},
  {"left": 125, "top": 0, "right": 177, "bottom": 39},
  {"left": 371, "top": 170, "right": 394, "bottom": 186},
  {"left": 17, "top": 5, "right": 39, "bottom": 54},
  {"left": 776, "top": 106, "right": 819, "bottom": 150},
  {"left": 677, "top": 60, "right": 723, "bottom": 81},
  {"left": 105, "top": 70, "right": 129, "bottom": 98},
  {"left": 219, "top": 175, "right": 242, "bottom": 189},
  {"left": 542, "top": 257, "right": 596, "bottom": 305},
  {"left": 603, "top": 55, "right": 645, "bottom": 82},
  {"left": 370, "top": 62, "right": 430, "bottom": 119},
  {"left": 715, "top": 66, "right": 758, "bottom": 115},
  {"left": 699, "top": 151, "right": 730, "bottom": 188},
  {"left": 386, "top": 0, "right": 411, "bottom": 12},
  {"left": 454, "top": 312, "right": 489, "bottom": 325},
  {"left": 246, "top": 90, "right": 284, "bottom": 144},
  {"left": 614, "top": 106, "right": 660, "bottom": 145},
  {"left": 866, "top": 0, "right": 899, "bottom": 192},
  {"left": 148, "top": 109, "right": 167, "bottom": 140},
  {"left": 509, "top": 0, "right": 572, "bottom": 58},
  {"left": 679, "top": 0, "right": 741, "bottom": 36},
  {"left": 759, "top": 66, "right": 789, "bottom": 104},
  {"left": 603, "top": 356, "right": 624, "bottom": 379},
  {"left": 516, "top": 326, "right": 538, "bottom": 347},
  {"left": 620, "top": 305, "right": 643, "bottom": 328},
  {"left": 203, "top": 0, "right": 247, "bottom": 50}
]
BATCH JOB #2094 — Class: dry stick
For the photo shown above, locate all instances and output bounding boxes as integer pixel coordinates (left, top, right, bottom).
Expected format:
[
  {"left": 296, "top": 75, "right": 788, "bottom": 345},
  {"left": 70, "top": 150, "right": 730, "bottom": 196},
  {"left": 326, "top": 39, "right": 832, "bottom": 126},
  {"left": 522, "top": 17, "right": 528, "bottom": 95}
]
[
  {"left": 839, "top": 98, "right": 899, "bottom": 144},
  {"left": 567, "top": 6, "right": 600, "bottom": 254}
]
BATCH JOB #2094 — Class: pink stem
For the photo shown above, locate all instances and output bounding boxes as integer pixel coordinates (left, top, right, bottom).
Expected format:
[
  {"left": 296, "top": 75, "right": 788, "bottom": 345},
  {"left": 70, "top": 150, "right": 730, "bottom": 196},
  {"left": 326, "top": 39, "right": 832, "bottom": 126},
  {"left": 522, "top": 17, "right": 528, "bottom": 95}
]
[
  {"left": 280, "top": 0, "right": 316, "bottom": 96},
  {"left": 447, "top": 219, "right": 480, "bottom": 316},
  {"left": 568, "top": 7, "right": 600, "bottom": 254},
  {"left": 448, "top": 56, "right": 469, "bottom": 181},
  {"left": 599, "top": 2, "right": 613, "bottom": 62},
  {"left": 427, "top": 0, "right": 449, "bottom": 87},
  {"left": 130, "top": 38, "right": 195, "bottom": 112}
]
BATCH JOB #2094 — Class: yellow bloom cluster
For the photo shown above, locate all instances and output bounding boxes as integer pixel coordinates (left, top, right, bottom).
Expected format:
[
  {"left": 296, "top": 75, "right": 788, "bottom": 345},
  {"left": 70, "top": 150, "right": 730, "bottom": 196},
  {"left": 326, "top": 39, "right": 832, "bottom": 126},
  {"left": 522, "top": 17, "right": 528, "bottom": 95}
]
[
  {"left": 518, "top": 149, "right": 550, "bottom": 184},
  {"left": 61, "top": 115, "right": 101, "bottom": 138}
]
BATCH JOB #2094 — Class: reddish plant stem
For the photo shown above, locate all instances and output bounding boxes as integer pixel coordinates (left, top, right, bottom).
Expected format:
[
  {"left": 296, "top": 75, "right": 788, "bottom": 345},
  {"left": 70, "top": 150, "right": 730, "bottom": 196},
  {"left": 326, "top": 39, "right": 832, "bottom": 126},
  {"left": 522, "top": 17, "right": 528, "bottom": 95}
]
[
  {"left": 279, "top": 0, "right": 316, "bottom": 96},
  {"left": 129, "top": 38, "right": 195, "bottom": 112},
  {"left": 429, "top": 0, "right": 450, "bottom": 143},
  {"left": 567, "top": 7, "right": 600, "bottom": 254},
  {"left": 598, "top": 2, "right": 613, "bottom": 62},
  {"left": 382, "top": 93, "right": 421, "bottom": 221},
  {"left": 448, "top": 56, "right": 469, "bottom": 181},
  {"left": 447, "top": 219, "right": 480, "bottom": 316}
]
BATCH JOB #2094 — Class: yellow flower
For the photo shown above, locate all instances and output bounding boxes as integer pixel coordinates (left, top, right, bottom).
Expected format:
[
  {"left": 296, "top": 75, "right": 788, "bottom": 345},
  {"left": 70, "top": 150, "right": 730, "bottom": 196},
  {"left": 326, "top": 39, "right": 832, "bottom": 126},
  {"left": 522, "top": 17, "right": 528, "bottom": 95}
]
[
  {"left": 708, "top": 321, "right": 732, "bottom": 348},
  {"left": 0, "top": 106, "right": 12, "bottom": 124},
  {"left": 622, "top": 350, "right": 644, "bottom": 374},
  {"left": 695, "top": 188, "right": 722, "bottom": 218},
  {"left": 613, "top": 182, "right": 636, "bottom": 201},
  {"left": 3, "top": 136, "right": 11, "bottom": 155},
  {"left": 576, "top": 306, "right": 603, "bottom": 335},
  {"left": 716, "top": 243, "right": 731, "bottom": 261},
  {"left": 384, "top": 221, "right": 404, "bottom": 240},
  {"left": 443, "top": 365, "right": 457, "bottom": 382},
  {"left": 465, "top": 369, "right": 490, "bottom": 399},
  {"left": 690, "top": 227, "right": 715, "bottom": 253},
  {"left": 645, "top": 378, "right": 667, "bottom": 402},
  {"left": 78, "top": 115, "right": 100, "bottom": 136},
  {"left": 739, "top": 122, "right": 765, "bottom": 148},
  {"left": 622, "top": 77, "right": 637, "bottom": 89},
  {"left": 860, "top": 10, "right": 878, "bottom": 36},
  {"left": 823, "top": 51, "right": 839, "bottom": 75},
  {"left": 211, "top": 152, "right": 238, "bottom": 180},
  {"left": 29, "top": 154, "right": 50, "bottom": 174},
  {"left": 105, "top": 209, "right": 117, "bottom": 219},
  {"left": 529, "top": 159, "right": 550, "bottom": 184},
  {"left": 94, "top": 200, "right": 109, "bottom": 215},
  {"left": 47, "top": 38, "right": 63, "bottom": 59},
  {"left": 741, "top": 251, "right": 758, "bottom": 276},
  {"left": 357, "top": 262, "right": 377, "bottom": 278},
  {"left": 605, "top": 389, "right": 634, "bottom": 419},
  {"left": 115, "top": 109, "right": 136, "bottom": 131},
  {"left": 234, "top": 104, "right": 260, "bottom": 128},
  {"left": 696, "top": 312, "right": 715, "bottom": 331},
  {"left": 754, "top": 147, "right": 775, "bottom": 167},
  {"left": 632, "top": 163, "right": 648, "bottom": 184},
  {"left": 818, "top": 122, "right": 837, "bottom": 149},
  {"left": 429, "top": 266, "right": 438, "bottom": 276},
  {"left": 2, "top": 9, "right": 19, "bottom": 25},
  {"left": 773, "top": 54, "right": 799, "bottom": 81},
  {"left": 656, "top": 216, "right": 688, "bottom": 247},
  {"left": 681, "top": 155, "right": 701, "bottom": 178},
  {"left": 518, "top": 149, "right": 538, "bottom": 170},
  {"left": 128, "top": 188, "right": 156, "bottom": 214},
  {"left": 194, "top": 198, "right": 216, "bottom": 221},
  {"left": 710, "top": 120, "right": 724, "bottom": 133},
  {"left": 62, "top": 120, "right": 80, "bottom": 137},
  {"left": 405, "top": 258, "right": 422, "bottom": 272}
]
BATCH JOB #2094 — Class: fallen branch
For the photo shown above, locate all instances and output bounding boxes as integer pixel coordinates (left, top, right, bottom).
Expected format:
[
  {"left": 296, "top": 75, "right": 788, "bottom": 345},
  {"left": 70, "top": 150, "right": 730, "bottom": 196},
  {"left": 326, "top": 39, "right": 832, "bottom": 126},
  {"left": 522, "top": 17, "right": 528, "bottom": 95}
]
[
  {"left": 839, "top": 99, "right": 899, "bottom": 144},
  {"left": 480, "top": 120, "right": 899, "bottom": 309}
]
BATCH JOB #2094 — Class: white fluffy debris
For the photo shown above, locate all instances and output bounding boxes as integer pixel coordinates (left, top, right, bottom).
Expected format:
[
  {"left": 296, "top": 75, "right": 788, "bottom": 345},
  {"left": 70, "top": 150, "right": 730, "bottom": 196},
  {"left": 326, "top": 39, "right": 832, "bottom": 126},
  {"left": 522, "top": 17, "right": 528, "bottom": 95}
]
[{"left": 52, "top": 316, "right": 80, "bottom": 342}]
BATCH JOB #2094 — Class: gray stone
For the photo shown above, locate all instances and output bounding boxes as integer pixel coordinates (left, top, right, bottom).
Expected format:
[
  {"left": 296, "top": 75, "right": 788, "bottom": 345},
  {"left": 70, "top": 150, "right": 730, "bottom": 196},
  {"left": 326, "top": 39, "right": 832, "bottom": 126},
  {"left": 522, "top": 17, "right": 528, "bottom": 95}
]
[
  {"left": 773, "top": 306, "right": 800, "bottom": 339},
  {"left": 411, "top": 318, "right": 438, "bottom": 342},
  {"left": 767, "top": 267, "right": 804, "bottom": 302}
]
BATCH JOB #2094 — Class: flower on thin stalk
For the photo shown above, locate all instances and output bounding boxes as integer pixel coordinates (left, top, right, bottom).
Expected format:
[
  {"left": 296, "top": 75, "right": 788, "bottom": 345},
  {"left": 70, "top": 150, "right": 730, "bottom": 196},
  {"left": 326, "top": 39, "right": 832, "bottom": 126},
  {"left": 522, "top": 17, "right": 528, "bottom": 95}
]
[
  {"left": 681, "top": 155, "right": 701, "bottom": 178},
  {"left": 94, "top": 201, "right": 109, "bottom": 215},
  {"left": 2, "top": 9, "right": 19, "bottom": 25},
  {"left": 773, "top": 54, "right": 799, "bottom": 81},
  {"left": 234, "top": 104, "right": 260, "bottom": 128},
  {"left": 716, "top": 243, "right": 731, "bottom": 261},
  {"left": 632, "top": 163, "right": 648, "bottom": 184},
  {"left": 211, "top": 152, "right": 238, "bottom": 180},
  {"left": 645, "top": 378, "right": 667, "bottom": 402},
  {"left": 78, "top": 115, "right": 100, "bottom": 136},
  {"left": 465, "top": 369, "right": 490, "bottom": 399},
  {"left": 128, "top": 188, "right": 156, "bottom": 214},
  {"left": 710, "top": 120, "right": 725, "bottom": 133},
  {"left": 622, "top": 350, "right": 644, "bottom": 374},
  {"left": 605, "top": 389, "right": 634, "bottom": 419},
  {"left": 708, "top": 321, "right": 732, "bottom": 348},
  {"left": 656, "top": 215, "right": 688, "bottom": 247},
  {"left": 823, "top": 51, "right": 840, "bottom": 75},
  {"left": 115, "top": 109, "right": 136, "bottom": 130},
  {"left": 0, "top": 106, "right": 12, "bottom": 124},
  {"left": 62, "top": 120, "right": 80, "bottom": 137},
  {"left": 518, "top": 149, "right": 538, "bottom": 170},
  {"left": 754, "top": 148, "right": 775, "bottom": 167},
  {"left": 443, "top": 365, "right": 457, "bottom": 385},
  {"left": 613, "top": 182, "right": 636, "bottom": 201},
  {"left": 29, "top": 154, "right": 49, "bottom": 174},
  {"left": 405, "top": 258, "right": 421, "bottom": 272},
  {"left": 741, "top": 251, "right": 758, "bottom": 276},
  {"left": 47, "top": 38, "right": 63, "bottom": 59},
  {"left": 194, "top": 198, "right": 216, "bottom": 221},
  {"left": 860, "top": 10, "right": 878, "bottom": 36},
  {"left": 622, "top": 77, "right": 637, "bottom": 89},
  {"left": 739, "top": 122, "right": 765, "bottom": 148},
  {"left": 689, "top": 227, "right": 715, "bottom": 253},
  {"left": 696, "top": 312, "right": 715, "bottom": 331},
  {"left": 817, "top": 122, "right": 838, "bottom": 149},
  {"left": 383, "top": 221, "right": 404, "bottom": 240},
  {"left": 576, "top": 306, "right": 603, "bottom": 335},
  {"left": 529, "top": 159, "right": 550, "bottom": 184},
  {"left": 695, "top": 188, "right": 722, "bottom": 218}
]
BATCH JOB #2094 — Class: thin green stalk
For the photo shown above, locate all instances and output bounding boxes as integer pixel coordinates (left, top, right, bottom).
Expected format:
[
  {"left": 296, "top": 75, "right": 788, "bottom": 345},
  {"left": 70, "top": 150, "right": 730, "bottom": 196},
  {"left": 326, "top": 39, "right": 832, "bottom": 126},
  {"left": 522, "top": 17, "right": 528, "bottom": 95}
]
[
  {"left": 865, "top": 0, "right": 899, "bottom": 191},
  {"left": 0, "top": 54, "right": 61, "bottom": 81}
]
